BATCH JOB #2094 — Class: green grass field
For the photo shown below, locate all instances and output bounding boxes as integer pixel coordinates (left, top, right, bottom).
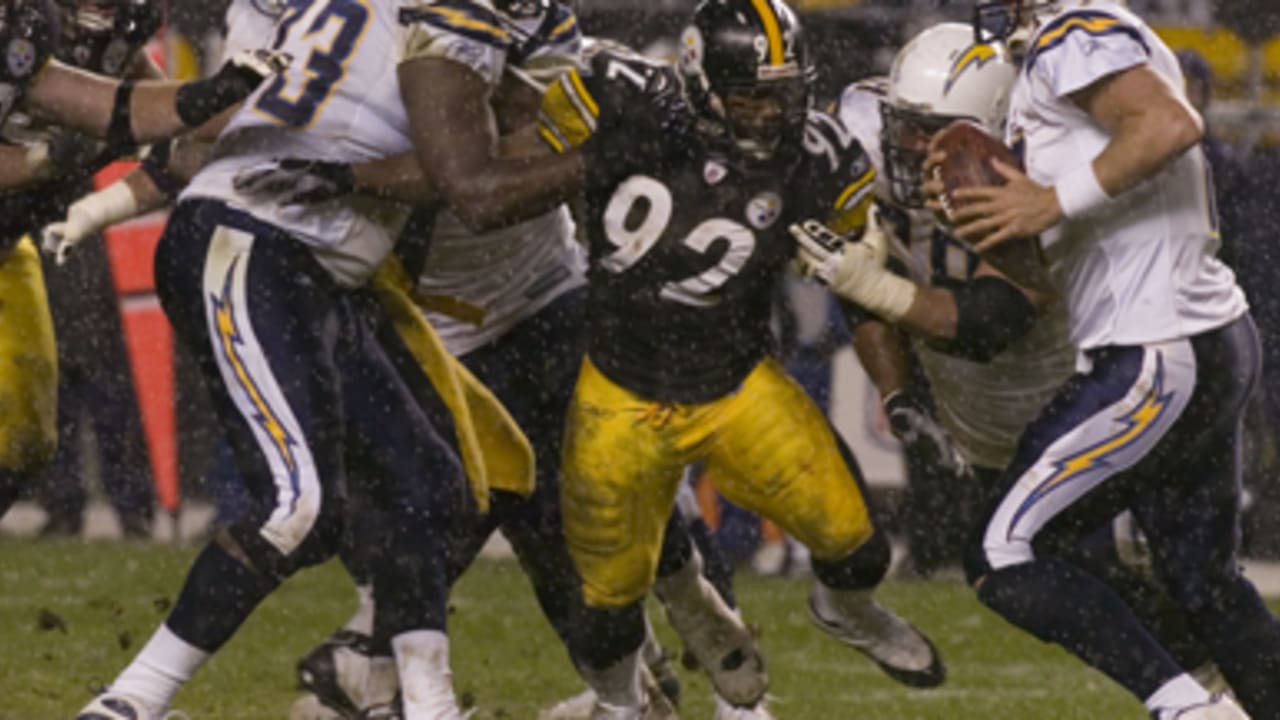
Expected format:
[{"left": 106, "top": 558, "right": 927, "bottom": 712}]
[{"left": 1, "top": 539, "right": 1163, "bottom": 719}]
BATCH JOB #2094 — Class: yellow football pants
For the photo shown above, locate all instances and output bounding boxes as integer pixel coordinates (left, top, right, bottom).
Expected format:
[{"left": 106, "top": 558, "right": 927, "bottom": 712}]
[
  {"left": 0, "top": 236, "right": 58, "bottom": 473},
  {"left": 563, "top": 356, "right": 873, "bottom": 608}
]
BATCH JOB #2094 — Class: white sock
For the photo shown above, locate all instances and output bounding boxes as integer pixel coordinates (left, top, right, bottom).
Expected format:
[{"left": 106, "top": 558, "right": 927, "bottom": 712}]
[
  {"left": 345, "top": 584, "right": 375, "bottom": 636},
  {"left": 578, "top": 648, "right": 644, "bottom": 709},
  {"left": 110, "top": 624, "right": 210, "bottom": 713},
  {"left": 812, "top": 581, "right": 871, "bottom": 619},
  {"left": 639, "top": 613, "right": 664, "bottom": 668},
  {"left": 1145, "top": 673, "right": 1213, "bottom": 715},
  {"left": 393, "top": 630, "right": 460, "bottom": 720}
]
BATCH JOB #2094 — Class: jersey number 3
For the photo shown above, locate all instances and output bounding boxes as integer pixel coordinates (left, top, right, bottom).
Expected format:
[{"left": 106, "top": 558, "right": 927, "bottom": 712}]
[
  {"left": 254, "top": 0, "right": 370, "bottom": 128},
  {"left": 602, "top": 176, "right": 757, "bottom": 307}
]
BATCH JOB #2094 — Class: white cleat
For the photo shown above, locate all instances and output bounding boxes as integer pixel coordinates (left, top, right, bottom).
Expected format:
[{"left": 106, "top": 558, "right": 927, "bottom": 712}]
[
  {"left": 712, "top": 693, "right": 775, "bottom": 720},
  {"left": 587, "top": 665, "right": 679, "bottom": 720},
  {"left": 76, "top": 693, "right": 166, "bottom": 720},
  {"left": 1154, "top": 694, "right": 1250, "bottom": 720},
  {"left": 656, "top": 552, "right": 767, "bottom": 707},
  {"left": 539, "top": 689, "right": 597, "bottom": 720},
  {"left": 808, "top": 585, "right": 945, "bottom": 688}
]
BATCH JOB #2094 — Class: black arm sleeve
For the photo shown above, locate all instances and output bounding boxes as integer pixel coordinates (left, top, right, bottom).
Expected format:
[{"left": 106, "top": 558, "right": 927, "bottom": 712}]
[{"left": 933, "top": 275, "right": 1038, "bottom": 363}]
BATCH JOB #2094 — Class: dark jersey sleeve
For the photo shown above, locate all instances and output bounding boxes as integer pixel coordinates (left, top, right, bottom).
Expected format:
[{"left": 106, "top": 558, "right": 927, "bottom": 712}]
[
  {"left": 796, "top": 109, "right": 878, "bottom": 237},
  {"left": 537, "top": 42, "right": 675, "bottom": 152},
  {"left": 0, "top": 0, "right": 58, "bottom": 126}
]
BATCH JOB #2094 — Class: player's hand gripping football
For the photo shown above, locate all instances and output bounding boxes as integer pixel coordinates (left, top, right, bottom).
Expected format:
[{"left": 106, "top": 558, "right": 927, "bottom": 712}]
[
  {"left": 790, "top": 206, "right": 918, "bottom": 322},
  {"left": 883, "top": 391, "right": 970, "bottom": 481},
  {"left": 922, "top": 132, "right": 1062, "bottom": 253},
  {"left": 232, "top": 158, "right": 356, "bottom": 206}
]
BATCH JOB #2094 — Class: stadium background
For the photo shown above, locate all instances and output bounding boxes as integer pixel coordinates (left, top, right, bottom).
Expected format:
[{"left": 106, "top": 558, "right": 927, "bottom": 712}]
[{"left": 4, "top": 2, "right": 1280, "bottom": 718}]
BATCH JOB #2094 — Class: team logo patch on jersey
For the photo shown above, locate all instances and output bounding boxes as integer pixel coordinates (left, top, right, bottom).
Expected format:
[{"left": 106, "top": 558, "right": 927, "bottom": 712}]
[
  {"left": 746, "top": 192, "right": 783, "bottom": 230},
  {"left": 6, "top": 38, "right": 36, "bottom": 78},
  {"left": 704, "top": 159, "right": 728, "bottom": 185}
]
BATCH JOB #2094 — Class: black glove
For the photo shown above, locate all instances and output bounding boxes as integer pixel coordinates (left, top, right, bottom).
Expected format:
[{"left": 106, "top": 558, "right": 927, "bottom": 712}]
[
  {"left": 175, "top": 49, "right": 291, "bottom": 127},
  {"left": 232, "top": 158, "right": 356, "bottom": 206},
  {"left": 884, "top": 391, "right": 969, "bottom": 480}
]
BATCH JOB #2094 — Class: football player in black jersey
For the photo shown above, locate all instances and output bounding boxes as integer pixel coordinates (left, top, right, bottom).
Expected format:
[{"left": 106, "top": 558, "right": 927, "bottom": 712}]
[
  {"left": 196, "top": 1, "right": 942, "bottom": 714},
  {"left": 0, "top": 0, "right": 283, "bottom": 522},
  {"left": 534, "top": 1, "right": 944, "bottom": 716}
]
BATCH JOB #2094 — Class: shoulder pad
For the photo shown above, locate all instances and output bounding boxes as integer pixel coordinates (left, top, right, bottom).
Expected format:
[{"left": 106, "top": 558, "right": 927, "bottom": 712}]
[
  {"left": 399, "top": 0, "right": 513, "bottom": 51},
  {"left": 801, "top": 109, "right": 877, "bottom": 235},
  {"left": 511, "top": 1, "right": 580, "bottom": 67},
  {"left": 1024, "top": 8, "right": 1149, "bottom": 72},
  {"left": 802, "top": 109, "right": 860, "bottom": 175}
]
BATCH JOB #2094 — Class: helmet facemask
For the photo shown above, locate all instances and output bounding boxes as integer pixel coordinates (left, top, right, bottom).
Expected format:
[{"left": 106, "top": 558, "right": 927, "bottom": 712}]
[
  {"left": 880, "top": 103, "right": 964, "bottom": 208},
  {"left": 716, "top": 71, "right": 811, "bottom": 163},
  {"left": 679, "top": 2, "right": 814, "bottom": 165}
]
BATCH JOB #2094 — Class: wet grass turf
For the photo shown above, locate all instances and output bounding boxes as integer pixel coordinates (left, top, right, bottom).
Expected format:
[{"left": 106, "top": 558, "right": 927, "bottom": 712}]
[{"left": 0, "top": 538, "right": 1182, "bottom": 718}]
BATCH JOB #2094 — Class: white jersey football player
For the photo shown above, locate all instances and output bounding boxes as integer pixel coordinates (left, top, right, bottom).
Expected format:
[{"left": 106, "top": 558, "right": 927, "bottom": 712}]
[
  {"left": 811, "top": 19, "right": 1217, "bottom": 681},
  {"left": 234, "top": 13, "right": 766, "bottom": 718},
  {"left": 927, "top": 2, "right": 1279, "bottom": 718},
  {"left": 832, "top": 22, "right": 1076, "bottom": 496},
  {"left": 75, "top": 2, "right": 512, "bottom": 719}
]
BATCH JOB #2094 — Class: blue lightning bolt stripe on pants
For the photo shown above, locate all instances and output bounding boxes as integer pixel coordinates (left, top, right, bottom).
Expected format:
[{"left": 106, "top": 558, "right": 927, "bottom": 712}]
[
  {"left": 980, "top": 342, "right": 1191, "bottom": 570},
  {"left": 154, "top": 199, "right": 349, "bottom": 573},
  {"left": 966, "top": 316, "right": 1280, "bottom": 716}
]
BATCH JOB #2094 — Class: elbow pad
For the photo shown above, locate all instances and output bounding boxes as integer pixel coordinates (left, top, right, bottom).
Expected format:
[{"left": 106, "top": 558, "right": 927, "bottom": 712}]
[{"left": 937, "top": 276, "right": 1038, "bottom": 363}]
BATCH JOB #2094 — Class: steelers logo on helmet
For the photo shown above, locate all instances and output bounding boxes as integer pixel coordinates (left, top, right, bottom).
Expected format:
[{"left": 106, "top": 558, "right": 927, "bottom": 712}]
[
  {"left": 680, "top": 0, "right": 814, "bottom": 165},
  {"left": 6, "top": 37, "right": 36, "bottom": 77}
]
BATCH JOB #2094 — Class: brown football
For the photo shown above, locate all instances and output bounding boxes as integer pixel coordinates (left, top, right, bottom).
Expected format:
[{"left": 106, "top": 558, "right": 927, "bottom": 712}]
[
  {"left": 932, "top": 120, "right": 1053, "bottom": 293},
  {"left": 933, "top": 119, "right": 1021, "bottom": 201}
]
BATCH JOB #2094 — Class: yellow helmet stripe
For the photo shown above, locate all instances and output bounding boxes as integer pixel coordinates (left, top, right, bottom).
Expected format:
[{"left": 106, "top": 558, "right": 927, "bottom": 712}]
[{"left": 750, "top": 0, "right": 786, "bottom": 66}]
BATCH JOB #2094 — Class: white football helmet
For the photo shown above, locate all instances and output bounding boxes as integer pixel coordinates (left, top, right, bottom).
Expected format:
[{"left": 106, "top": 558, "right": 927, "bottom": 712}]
[{"left": 881, "top": 22, "right": 1017, "bottom": 206}]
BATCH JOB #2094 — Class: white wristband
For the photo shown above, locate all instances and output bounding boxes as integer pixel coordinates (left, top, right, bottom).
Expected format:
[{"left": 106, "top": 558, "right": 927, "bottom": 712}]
[
  {"left": 70, "top": 181, "right": 141, "bottom": 235},
  {"left": 1054, "top": 163, "right": 1110, "bottom": 220}
]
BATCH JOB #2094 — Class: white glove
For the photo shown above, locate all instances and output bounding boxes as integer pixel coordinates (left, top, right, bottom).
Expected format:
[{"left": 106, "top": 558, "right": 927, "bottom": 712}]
[
  {"left": 790, "top": 207, "right": 918, "bottom": 322},
  {"left": 41, "top": 182, "right": 139, "bottom": 265}
]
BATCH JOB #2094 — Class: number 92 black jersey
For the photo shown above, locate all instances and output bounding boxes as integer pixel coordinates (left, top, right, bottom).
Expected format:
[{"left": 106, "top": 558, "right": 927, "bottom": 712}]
[{"left": 540, "top": 47, "right": 876, "bottom": 403}]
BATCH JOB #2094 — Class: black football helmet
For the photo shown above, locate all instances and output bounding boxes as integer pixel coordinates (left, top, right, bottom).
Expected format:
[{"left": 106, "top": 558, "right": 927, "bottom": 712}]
[
  {"left": 678, "top": 0, "right": 814, "bottom": 163},
  {"left": 54, "top": 0, "right": 161, "bottom": 75},
  {"left": 0, "top": 0, "right": 59, "bottom": 82}
]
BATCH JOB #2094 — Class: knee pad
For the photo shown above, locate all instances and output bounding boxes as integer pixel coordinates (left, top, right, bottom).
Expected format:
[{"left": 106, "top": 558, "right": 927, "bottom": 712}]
[
  {"left": 572, "top": 603, "right": 646, "bottom": 671},
  {"left": 812, "top": 527, "right": 890, "bottom": 591},
  {"left": 228, "top": 497, "right": 346, "bottom": 581}
]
